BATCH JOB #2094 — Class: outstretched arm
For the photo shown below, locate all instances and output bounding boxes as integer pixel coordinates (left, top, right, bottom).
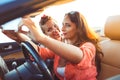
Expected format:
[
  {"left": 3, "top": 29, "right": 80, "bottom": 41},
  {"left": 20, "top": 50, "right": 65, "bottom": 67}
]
[
  {"left": 2, "top": 30, "right": 38, "bottom": 52},
  {"left": 23, "top": 18, "right": 83, "bottom": 64}
]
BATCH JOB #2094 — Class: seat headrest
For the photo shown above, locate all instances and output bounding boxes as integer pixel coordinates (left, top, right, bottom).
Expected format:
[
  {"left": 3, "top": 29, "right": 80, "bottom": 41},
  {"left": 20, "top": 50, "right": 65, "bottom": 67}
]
[{"left": 104, "top": 15, "right": 120, "bottom": 40}]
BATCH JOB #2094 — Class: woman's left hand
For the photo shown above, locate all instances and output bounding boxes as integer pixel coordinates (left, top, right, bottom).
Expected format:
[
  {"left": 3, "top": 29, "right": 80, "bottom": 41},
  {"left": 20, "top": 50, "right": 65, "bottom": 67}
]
[
  {"left": 22, "top": 18, "right": 45, "bottom": 42},
  {"left": 2, "top": 30, "right": 31, "bottom": 43}
]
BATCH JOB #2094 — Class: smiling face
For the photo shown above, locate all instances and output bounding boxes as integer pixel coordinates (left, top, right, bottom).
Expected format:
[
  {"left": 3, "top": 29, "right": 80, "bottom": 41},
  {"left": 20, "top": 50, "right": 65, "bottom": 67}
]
[
  {"left": 62, "top": 15, "right": 78, "bottom": 40},
  {"left": 42, "top": 19, "right": 61, "bottom": 41}
]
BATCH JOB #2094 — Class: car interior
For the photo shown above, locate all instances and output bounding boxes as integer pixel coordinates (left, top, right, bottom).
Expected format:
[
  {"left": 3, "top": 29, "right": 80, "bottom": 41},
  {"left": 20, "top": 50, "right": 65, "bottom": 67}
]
[
  {"left": 98, "top": 15, "right": 120, "bottom": 80},
  {"left": 0, "top": 0, "right": 61, "bottom": 80},
  {"left": 0, "top": 0, "right": 120, "bottom": 80}
]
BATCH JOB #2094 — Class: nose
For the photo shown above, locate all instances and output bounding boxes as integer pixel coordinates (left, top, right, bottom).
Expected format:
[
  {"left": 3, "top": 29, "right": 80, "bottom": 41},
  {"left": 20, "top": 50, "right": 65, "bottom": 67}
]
[{"left": 62, "top": 25, "right": 65, "bottom": 32}]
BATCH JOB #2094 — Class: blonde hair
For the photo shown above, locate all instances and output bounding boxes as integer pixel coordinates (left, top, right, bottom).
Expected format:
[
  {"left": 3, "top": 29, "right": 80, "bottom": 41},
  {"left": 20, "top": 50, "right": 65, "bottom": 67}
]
[{"left": 39, "top": 14, "right": 60, "bottom": 34}]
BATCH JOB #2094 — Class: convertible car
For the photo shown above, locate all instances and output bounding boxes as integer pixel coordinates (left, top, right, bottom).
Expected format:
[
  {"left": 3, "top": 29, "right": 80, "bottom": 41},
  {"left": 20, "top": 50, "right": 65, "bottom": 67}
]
[{"left": 0, "top": 0, "right": 120, "bottom": 80}]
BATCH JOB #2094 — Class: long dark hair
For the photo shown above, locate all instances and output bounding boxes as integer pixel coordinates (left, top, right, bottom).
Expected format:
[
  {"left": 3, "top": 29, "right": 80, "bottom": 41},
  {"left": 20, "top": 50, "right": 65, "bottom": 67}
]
[{"left": 66, "top": 11, "right": 104, "bottom": 77}]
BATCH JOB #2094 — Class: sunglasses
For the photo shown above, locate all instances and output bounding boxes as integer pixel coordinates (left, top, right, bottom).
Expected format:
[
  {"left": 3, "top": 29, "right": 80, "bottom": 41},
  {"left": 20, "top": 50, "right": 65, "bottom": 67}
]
[
  {"left": 67, "top": 11, "right": 80, "bottom": 22},
  {"left": 67, "top": 11, "right": 83, "bottom": 28},
  {"left": 68, "top": 11, "right": 79, "bottom": 15}
]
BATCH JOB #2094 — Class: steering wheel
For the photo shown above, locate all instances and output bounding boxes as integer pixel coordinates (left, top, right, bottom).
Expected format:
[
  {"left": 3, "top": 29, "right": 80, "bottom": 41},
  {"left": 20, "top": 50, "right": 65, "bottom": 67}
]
[
  {"left": 4, "top": 41, "right": 53, "bottom": 80},
  {"left": 21, "top": 41, "right": 54, "bottom": 80}
]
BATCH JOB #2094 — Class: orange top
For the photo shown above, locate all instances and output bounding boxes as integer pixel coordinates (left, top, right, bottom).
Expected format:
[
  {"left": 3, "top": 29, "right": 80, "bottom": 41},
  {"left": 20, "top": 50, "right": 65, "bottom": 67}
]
[{"left": 38, "top": 42, "right": 97, "bottom": 80}]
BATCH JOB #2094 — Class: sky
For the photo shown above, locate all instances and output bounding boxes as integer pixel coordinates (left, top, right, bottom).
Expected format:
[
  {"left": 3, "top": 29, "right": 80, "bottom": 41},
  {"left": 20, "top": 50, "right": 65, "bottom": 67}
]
[
  {"left": 39, "top": 0, "right": 120, "bottom": 29},
  {"left": 0, "top": 0, "right": 15, "bottom": 5}
]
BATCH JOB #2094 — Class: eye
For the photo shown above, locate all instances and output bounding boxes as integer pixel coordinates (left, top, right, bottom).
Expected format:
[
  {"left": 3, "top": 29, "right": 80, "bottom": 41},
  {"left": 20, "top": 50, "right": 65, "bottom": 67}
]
[
  {"left": 54, "top": 24, "right": 59, "bottom": 30},
  {"left": 65, "top": 23, "right": 71, "bottom": 27},
  {"left": 63, "top": 23, "right": 71, "bottom": 27},
  {"left": 54, "top": 24, "right": 57, "bottom": 28},
  {"left": 48, "top": 28, "right": 52, "bottom": 32},
  {"left": 66, "top": 24, "right": 71, "bottom": 27}
]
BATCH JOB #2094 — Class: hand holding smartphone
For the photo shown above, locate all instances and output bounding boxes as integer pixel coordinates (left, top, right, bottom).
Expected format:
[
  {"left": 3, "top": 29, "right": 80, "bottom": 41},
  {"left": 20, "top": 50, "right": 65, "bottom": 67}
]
[
  {"left": 0, "top": 17, "right": 30, "bottom": 33},
  {"left": 0, "top": 17, "right": 22, "bottom": 32}
]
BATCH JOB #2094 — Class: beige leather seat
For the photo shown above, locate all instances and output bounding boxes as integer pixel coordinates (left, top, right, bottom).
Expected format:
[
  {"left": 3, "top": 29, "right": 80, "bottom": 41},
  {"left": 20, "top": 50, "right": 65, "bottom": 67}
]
[{"left": 98, "top": 15, "right": 120, "bottom": 80}]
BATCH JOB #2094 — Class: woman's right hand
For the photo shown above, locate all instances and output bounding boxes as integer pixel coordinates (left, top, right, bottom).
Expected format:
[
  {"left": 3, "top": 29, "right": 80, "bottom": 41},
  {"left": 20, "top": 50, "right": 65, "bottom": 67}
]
[
  {"left": 2, "top": 30, "right": 31, "bottom": 43},
  {"left": 22, "top": 17, "right": 45, "bottom": 42},
  {"left": 2, "top": 30, "right": 19, "bottom": 42}
]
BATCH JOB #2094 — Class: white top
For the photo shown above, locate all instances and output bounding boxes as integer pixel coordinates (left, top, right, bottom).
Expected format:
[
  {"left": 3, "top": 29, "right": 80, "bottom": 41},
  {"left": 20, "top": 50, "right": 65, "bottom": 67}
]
[{"left": 57, "top": 67, "right": 65, "bottom": 77}]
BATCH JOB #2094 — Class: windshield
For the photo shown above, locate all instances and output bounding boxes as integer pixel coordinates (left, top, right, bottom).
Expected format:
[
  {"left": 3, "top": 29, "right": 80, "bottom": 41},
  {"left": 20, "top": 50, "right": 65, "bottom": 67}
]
[{"left": 1, "top": 0, "right": 120, "bottom": 43}]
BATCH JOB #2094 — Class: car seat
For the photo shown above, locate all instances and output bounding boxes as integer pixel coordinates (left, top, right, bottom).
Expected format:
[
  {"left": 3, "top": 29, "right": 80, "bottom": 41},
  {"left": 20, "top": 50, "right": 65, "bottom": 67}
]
[{"left": 98, "top": 15, "right": 120, "bottom": 80}]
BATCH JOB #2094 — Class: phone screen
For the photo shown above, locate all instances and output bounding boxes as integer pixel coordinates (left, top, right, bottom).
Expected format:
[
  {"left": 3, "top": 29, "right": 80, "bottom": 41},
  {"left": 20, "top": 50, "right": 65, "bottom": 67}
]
[{"left": 1, "top": 17, "right": 22, "bottom": 31}]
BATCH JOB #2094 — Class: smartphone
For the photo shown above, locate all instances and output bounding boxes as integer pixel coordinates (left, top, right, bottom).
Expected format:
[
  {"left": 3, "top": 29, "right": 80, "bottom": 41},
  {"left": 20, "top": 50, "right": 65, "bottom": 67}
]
[{"left": 0, "top": 17, "right": 22, "bottom": 32}]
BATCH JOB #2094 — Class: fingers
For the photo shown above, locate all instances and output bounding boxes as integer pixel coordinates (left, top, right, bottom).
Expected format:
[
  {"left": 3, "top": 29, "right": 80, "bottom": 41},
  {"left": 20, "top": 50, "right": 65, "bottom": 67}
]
[
  {"left": 2, "top": 30, "right": 15, "bottom": 34},
  {"left": 18, "top": 20, "right": 23, "bottom": 30},
  {"left": 18, "top": 18, "right": 30, "bottom": 34},
  {"left": 2, "top": 30, "right": 31, "bottom": 43},
  {"left": 22, "top": 18, "right": 34, "bottom": 27},
  {"left": 18, "top": 26, "right": 29, "bottom": 34},
  {"left": 2, "top": 30, "right": 18, "bottom": 40}
]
